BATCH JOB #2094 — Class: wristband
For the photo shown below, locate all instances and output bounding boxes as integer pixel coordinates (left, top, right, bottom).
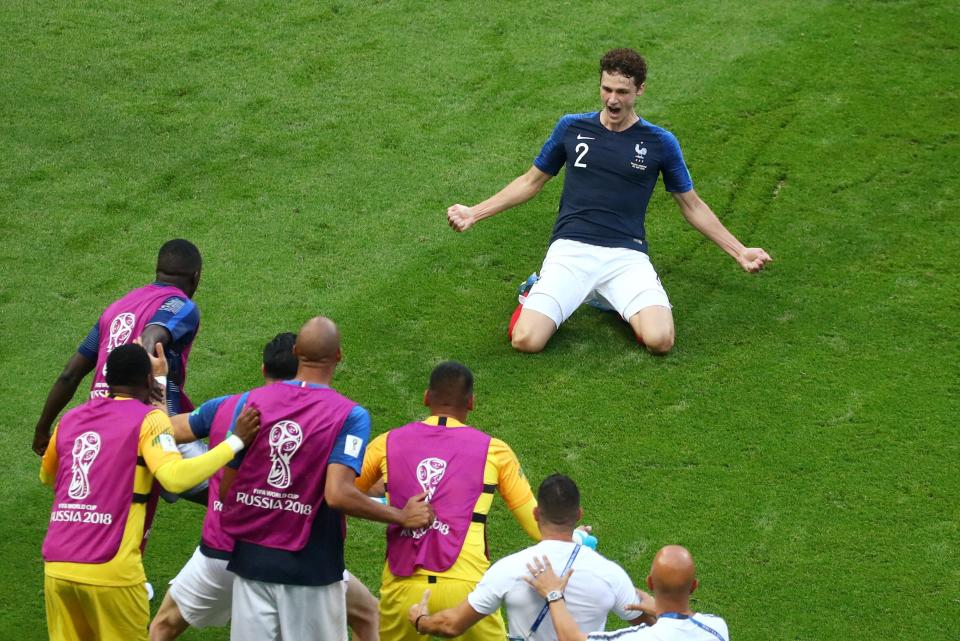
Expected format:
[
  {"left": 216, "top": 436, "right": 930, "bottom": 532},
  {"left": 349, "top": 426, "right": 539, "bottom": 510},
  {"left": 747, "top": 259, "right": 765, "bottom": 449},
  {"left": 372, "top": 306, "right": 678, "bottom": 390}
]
[
  {"left": 415, "top": 614, "right": 427, "bottom": 634},
  {"left": 225, "top": 434, "right": 245, "bottom": 453},
  {"left": 155, "top": 375, "right": 167, "bottom": 387}
]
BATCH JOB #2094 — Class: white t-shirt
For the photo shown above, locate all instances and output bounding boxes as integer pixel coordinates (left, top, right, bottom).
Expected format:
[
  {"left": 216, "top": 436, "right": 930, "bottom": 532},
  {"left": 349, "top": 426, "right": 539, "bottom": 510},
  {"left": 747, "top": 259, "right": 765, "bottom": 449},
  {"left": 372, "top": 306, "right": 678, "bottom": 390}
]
[
  {"left": 586, "top": 614, "right": 729, "bottom": 641},
  {"left": 467, "top": 539, "right": 641, "bottom": 641}
]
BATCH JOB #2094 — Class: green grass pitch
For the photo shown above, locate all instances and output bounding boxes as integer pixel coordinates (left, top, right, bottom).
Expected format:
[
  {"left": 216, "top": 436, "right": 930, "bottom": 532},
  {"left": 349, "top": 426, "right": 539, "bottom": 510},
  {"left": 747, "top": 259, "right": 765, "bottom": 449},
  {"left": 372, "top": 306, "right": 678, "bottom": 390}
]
[{"left": 1, "top": 1, "right": 958, "bottom": 639}]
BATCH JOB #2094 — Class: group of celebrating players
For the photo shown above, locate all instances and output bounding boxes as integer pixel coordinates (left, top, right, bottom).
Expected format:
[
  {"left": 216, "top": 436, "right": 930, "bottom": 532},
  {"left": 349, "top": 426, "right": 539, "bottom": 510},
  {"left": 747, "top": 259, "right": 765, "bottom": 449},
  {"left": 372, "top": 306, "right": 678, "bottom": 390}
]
[{"left": 35, "top": 48, "right": 768, "bottom": 641}]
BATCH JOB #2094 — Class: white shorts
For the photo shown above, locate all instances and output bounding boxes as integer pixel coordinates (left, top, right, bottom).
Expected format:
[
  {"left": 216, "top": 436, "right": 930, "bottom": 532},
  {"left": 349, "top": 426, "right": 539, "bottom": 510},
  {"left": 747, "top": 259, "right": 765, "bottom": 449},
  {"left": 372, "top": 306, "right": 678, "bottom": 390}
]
[
  {"left": 231, "top": 576, "right": 347, "bottom": 641},
  {"left": 524, "top": 239, "right": 671, "bottom": 326},
  {"left": 168, "top": 547, "right": 234, "bottom": 628}
]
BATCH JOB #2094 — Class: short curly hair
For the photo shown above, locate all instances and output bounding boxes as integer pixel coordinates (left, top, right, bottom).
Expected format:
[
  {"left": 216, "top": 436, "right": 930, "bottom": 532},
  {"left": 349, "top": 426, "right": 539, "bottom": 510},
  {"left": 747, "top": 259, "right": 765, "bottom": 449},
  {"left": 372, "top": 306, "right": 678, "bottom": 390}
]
[{"left": 600, "top": 48, "right": 647, "bottom": 88}]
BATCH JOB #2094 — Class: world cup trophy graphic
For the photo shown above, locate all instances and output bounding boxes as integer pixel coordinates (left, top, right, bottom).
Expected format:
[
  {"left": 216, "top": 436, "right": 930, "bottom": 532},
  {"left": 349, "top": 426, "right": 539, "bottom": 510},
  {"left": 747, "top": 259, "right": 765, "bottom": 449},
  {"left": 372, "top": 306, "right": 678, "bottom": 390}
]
[
  {"left": 68, "top": 431, "right": 101, "bottom": 500},
  {"left": 102, "top": 312, "right": 136, "bottom": 376},
  {"left": 267, "top": 420, "right": 303, "bottom": 489},
  {"left": 416, "top": 457, "right": 448, "bottom": 501}
]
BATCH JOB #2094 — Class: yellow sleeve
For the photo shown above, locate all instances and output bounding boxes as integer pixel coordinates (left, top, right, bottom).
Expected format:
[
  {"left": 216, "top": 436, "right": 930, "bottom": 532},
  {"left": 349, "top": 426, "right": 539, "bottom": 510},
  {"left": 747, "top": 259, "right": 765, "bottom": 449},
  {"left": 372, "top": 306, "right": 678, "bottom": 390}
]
[
  {"left": 491, "top": 438, "right": 541, "bottom": 541},
  {"left": 355, "top": 432, "right": 387, "bottom": 493},
  {"left": 40, "top": 423, "right": 60, "bottom": 486},
  {"left": 140, "top": 410, "right": 235, "bottom": 494}
]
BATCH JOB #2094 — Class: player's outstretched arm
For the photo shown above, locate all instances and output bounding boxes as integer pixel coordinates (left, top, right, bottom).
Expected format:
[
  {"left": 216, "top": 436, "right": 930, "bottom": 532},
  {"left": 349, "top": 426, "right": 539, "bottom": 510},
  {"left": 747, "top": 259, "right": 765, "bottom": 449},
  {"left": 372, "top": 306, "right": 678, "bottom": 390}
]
[
  {"left": 33, "top": 352, "right": 96, "bottom": 455},
  {"left": 672, "top": 189, "right": 772, "bottom": 273},
  {"left": 151, "top": 408, "right": 259, "bottom": 493},
  {"left": 408, "top": 589, "right": 486, "bottom": 638},
  {"left": 326, "top": 463, "right": 435, "bottom": 527},
  {"left": 447, "top": 165, "right": 553, "bottom": 232}
]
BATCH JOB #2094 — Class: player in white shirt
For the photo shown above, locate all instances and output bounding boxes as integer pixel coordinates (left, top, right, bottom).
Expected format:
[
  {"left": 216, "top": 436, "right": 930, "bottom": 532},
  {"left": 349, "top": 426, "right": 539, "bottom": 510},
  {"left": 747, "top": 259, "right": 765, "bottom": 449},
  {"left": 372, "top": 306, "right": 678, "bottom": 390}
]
[
  {"left": 525, "top": 544, "right": 729, "bottom": 641},
  {"left": 408, "top": 475, "right": 650, "bottom": 640}
]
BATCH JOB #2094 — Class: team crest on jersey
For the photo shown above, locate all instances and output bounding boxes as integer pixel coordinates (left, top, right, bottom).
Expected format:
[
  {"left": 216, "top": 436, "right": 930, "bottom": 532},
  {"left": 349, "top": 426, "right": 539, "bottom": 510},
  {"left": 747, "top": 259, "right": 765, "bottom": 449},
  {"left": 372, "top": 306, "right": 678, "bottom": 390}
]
[
  {"left": 68, "top": 431, "right": 101, "bottom": 500},
  {"left": 631, "top": 143, "right": 648, "bottom": 171},
  {"left": 416, "top": 457, "right": 447, "bottom": 501},
  {"left": 267, "top": 420, "right": 303, "bottom": 489},
  {"left": 102, "top": 312, "right": 136, "bottom": 375}
]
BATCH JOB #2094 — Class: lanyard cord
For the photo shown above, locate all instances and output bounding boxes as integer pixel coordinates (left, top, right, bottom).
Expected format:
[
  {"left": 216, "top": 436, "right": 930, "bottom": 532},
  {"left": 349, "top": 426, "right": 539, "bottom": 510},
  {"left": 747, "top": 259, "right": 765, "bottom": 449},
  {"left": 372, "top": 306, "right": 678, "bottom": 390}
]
[{"left": 528, "top": 543, "right": 582, "bottom": 635}]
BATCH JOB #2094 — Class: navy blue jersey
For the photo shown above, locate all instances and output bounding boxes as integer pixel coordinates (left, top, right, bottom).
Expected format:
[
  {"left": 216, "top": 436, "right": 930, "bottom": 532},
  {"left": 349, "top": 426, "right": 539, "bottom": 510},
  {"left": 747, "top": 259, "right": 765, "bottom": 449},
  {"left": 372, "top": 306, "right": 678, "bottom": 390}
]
[{"left": 534, "top": 112, "right": 693, "bottom": 253}]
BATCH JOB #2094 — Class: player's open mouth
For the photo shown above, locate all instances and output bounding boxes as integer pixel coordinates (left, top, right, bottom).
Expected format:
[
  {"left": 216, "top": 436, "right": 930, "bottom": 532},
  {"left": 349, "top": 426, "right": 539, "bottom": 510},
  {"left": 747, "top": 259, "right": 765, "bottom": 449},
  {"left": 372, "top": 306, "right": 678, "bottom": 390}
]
[{"left": 607, "top": 106, "right": 621, "bottom": 115}]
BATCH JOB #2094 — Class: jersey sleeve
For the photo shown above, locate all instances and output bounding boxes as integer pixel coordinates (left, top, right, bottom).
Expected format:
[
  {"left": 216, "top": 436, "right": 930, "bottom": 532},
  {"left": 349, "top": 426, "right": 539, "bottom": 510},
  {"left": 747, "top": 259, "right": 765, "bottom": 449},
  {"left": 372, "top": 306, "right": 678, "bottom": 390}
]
[
  {"left": 659, "top": 131, "right": 693, "bottom": 193},
  {"left": 77, "top": 323, "right": 99, "bottom": 360},
  {"left": 40, "top": 424, "right": 61, "bottom": 486},
  {"left": 466, "top": 558, "right": 511, "bottom": 615},
  {"left": 328, "top": 405, "right": 371, "bottom": 475},
  {"left": 146, "top": 296, "right": 200, "bottom": 347},
  {"left": 140, "top": 410, "right": 187, "bottom": 472},
  {"left": 491, "top": 438, "right": 535, "bottom": 510},
  {"left": 534, "top": 115, "right": 575, "bottom": 176},
  {"left": 491, "top": 438, "right": 541, "bottom": 540},
  {"left": 187, "top": 395, "right": 231, "bottom": 440},
  {"left": 608, "top": 562, "right": 642, "bottom": 621},
  {"left": 141, "top": 409, "right": 235, "bottom": 493},
  {"left": 355, "top": 432, "right": 387, "bottom": 492}
]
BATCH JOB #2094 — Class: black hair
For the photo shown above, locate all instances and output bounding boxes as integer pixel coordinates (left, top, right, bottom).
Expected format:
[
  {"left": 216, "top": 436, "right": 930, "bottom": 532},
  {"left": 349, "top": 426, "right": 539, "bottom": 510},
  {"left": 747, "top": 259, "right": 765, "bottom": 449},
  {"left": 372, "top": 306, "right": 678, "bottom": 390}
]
[
  {"left": 105, "top": 344, "right": 152, "bottom": 388},
  {"left": 156, "top": 239, "right": 202, "bottom": 276},
  {"left": 428, "top": 361, "right": 474, "bottom": 406},
  {"left": 537, "top": 474, "right": 581, "bottom": 527},
  {"left": 263, "top": 332, "right": 298, "bottom": 380}
]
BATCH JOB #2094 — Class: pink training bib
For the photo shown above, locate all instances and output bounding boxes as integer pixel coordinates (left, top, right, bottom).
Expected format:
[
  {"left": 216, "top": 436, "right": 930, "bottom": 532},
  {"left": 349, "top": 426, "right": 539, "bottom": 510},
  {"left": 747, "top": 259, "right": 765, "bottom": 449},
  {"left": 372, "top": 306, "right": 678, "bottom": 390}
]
[
  {"left": 385, "top": 421, "right": 490, "bottom": 576},
  {"left": 221, "top": 382, "right": 356, "bottom": 551},
  {"left": 43, "top": 397, "right": 153, "bottom": 563},
  {"left": 90, "top": 283, "right": 194, "bottom": 400}
]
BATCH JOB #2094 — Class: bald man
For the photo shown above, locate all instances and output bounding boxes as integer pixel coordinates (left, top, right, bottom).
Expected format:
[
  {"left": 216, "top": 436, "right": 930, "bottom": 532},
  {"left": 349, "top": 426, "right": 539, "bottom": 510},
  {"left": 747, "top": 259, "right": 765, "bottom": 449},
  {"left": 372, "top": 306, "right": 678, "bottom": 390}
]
[
  {"left": 525, "top": 545, "right": 729, "bottom": 641},
  {"left": 220, "top": 317, "right": 434, "bottom": 641}
]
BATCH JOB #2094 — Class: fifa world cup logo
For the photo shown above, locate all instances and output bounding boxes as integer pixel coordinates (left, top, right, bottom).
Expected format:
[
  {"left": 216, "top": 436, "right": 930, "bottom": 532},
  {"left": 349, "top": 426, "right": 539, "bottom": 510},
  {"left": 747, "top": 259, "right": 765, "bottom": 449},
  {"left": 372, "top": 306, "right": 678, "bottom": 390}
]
[
  {"left": 68, "top": 431, "right": 101, "bottom": 500},
  {"left": 416, "top": 457, "right": 448, "bottom": 501},
  {"left": 102, "top": 312, "right": 136, "bottom": 376},
  {"left": 267, "top": 421, "right": 303, "bottom": 489}
]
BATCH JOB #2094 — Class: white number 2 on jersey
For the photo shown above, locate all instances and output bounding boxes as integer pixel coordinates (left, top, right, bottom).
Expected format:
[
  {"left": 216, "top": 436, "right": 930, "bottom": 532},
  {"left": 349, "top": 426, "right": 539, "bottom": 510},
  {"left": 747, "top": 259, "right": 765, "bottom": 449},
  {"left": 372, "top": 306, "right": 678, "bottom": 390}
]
[{"left": 574, "top": 142, "right": 589, "bottom": 168}]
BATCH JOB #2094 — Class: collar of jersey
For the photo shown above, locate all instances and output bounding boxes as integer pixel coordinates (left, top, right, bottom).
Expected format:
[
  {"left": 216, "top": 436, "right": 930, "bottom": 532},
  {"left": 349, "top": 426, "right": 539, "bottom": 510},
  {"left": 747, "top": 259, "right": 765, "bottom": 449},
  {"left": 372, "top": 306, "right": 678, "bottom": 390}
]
[
  {"left": 423, "top": 415, "right": 465, "bottom": 427},
  {"left": 281, "top": 380, "right": 330, "bottom": 389}
]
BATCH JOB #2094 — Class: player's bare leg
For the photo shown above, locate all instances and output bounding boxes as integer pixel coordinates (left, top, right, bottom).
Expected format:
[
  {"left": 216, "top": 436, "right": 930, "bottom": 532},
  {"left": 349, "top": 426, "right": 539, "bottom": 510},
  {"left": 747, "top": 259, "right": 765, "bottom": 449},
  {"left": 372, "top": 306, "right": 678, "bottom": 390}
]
[
  {"left": 628, "top": 305, "right": 674, "bottom": 354},
  {"left": 345, "top": 574, "right": 380, "bottom": 641},
  {"left": 510, "top": 308, "right": 558, "bottom": 353},
  {"left": 148, "top": 591, "right": 190, "bottom": 641}
]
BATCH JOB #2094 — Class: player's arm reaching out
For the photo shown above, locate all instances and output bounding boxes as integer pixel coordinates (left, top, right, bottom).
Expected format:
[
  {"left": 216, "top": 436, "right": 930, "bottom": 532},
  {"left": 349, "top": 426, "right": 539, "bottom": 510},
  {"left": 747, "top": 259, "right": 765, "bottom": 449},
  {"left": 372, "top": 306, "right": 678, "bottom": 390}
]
[
  {"left": 447, "top": 166, "right": 553, "bottom": 232},
  {"left": 326, "top": 464, "right": 434, "bottom": 528},
  {"left": 145, "top": 407, "right": 260, "bottom": 494},
  {"left": 32, "top": 352, "right": 96, "bottom": 456},
  {"left": 672, "top": 189, "right": 772, "bottom": 273},
  {"left": 407, "top": 589, "right": 486, "bottom": 638}
]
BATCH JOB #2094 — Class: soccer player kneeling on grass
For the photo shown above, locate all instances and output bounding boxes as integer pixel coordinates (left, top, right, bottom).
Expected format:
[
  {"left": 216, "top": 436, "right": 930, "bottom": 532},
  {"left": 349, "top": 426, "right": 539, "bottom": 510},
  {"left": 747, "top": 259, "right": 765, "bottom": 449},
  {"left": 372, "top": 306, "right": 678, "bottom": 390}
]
[
  {"left": 446, "top": 48, "right": 771, "bottom": 355},
  {"left": 39, "top": 343, "right": 259, "bottom": 641}
]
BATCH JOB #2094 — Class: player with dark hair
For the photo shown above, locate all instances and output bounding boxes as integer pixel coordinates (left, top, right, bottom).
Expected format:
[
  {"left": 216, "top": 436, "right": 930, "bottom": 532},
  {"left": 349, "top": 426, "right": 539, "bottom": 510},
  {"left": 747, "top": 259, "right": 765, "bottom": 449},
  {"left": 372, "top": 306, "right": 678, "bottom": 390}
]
[
  {"left": 526, "top": 545, "right": 729, "bottom": 641},
  {"left": 149, "top": 332, "right": 381, "bottom": 641},
  {"left": 32, "top": 239, "right": 209, "bottom": 500},
  {"left": 39, "top": 343, "right": 259, "bottom": 641},
  {"left": 357, "top": 360, "right": 541, "bottom": 641},
  {"left": 409, "top": 474, "right": 647, "bottom": 641},
  {"left": 447, "top": 47, "right": 771, "bottom": 354}
]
